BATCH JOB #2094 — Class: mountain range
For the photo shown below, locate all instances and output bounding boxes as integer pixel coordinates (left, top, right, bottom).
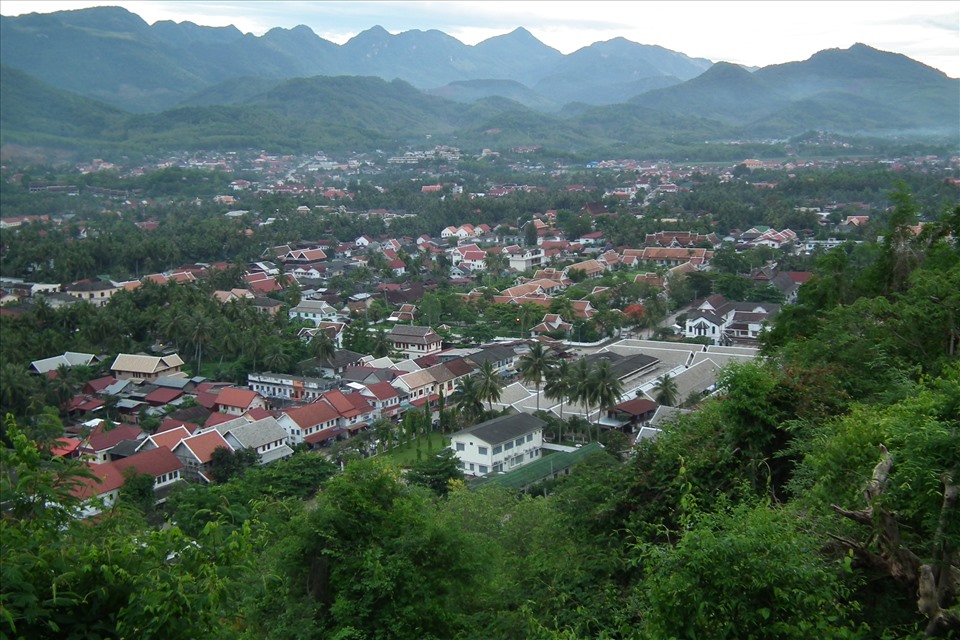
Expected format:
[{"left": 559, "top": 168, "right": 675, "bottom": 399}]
[{"left": 1, "top": 6, "right": 957, "bottom": 157}]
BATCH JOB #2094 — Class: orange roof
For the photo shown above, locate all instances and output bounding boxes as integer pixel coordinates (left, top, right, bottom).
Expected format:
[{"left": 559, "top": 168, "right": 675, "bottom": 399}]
[
  {"left": 177, "top": 431, "right": 232, "bottom": 464},
  {"left": 146, "top": 426, "right": 192, "bottom": 451},
  {"left": 71, "top": 462, "right": 126, "bottom": 500},
  {"left": 216, "top": 387, "right": 259, "bottom": 410},
  {"left": 114, "top": 446, "right": 183, "bottom": 478},
  {"left": 284, "top": 400, "right": 339, "bottom": 429}
]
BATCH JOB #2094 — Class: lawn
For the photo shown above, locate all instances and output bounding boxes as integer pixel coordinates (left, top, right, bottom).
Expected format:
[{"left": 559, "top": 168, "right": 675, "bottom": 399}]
[{"left": 381, "top": 432, "right": 450, "bottom": 466}]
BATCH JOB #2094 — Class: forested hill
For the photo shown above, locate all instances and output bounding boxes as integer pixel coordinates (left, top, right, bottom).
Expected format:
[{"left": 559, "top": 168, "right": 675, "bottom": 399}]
[
  {"left": 1, "top": 6, "right": 957, "bottom": 149},
  {"left": 2, "top": 189, "right": 958, "bottom": 637}
]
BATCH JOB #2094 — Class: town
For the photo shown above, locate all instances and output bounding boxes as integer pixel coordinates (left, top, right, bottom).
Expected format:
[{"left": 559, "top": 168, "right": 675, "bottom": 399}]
[{"left": 3, "top": 145, "right": 957, "bottom": 516}]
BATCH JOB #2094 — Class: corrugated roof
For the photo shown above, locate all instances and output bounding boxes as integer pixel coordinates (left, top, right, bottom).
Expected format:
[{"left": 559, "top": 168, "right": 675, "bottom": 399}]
[{"left": 451, "top": 413, "right": 545, "bottom": 447}]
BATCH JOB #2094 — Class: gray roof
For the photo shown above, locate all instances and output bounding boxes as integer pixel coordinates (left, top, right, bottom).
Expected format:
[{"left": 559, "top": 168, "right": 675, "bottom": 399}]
[
  {"left": 451, "top": 413, "right": 545, "bottom": 447},
  {"left": 153, "top": 376, "right": 191, "bottom": 390},
  {"left": 225, "top": 417, "right": 288, "bottom": 449},
  {"left": 30, "top": 351, "right": 95, "bottom": 374},
  {"left": 465, "top": 345, "right": 517, "bottom": 366},
  {"left": 585, "top": 352, "right": 659, "bottom": 380},
  {"left": 259, "top": 443, "right": 295, "bottom": 465}
]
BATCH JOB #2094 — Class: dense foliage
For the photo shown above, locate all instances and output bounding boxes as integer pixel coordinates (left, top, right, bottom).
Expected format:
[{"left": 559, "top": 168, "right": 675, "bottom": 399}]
[{"left": 2, "top": 179, "right": 958, "bottom": 638}]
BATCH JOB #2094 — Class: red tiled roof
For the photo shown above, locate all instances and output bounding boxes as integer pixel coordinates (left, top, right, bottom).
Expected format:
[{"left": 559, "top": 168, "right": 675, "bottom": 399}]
[
  {"left": 177, "top": 431, "right": 231, "bottom": 464},
  {"left": 284, "top": 400, "right": 339, "bottom": 429},
  {"left": 204, "top": 412, "right": 238, "bottom": 428},
  {"left": 71, "top": 462, "right": 126, "bottom": 500},
  {"left": 363, "top": 381, "right": 399, "bottom": 401},
  {"left": 157, "top": 418, "right": 198, "bottom": 434},
  {"left": 50, "top": 437, "right": 81, "bottom": 457},
  {"left": 304, "top": 426, "right": 339, "bottom": 444},
  {"left": 215, "top": 387, "right": 259, "bottom": 410},
  {"left": 86, "top": 424, "right": 144, "bottom": 452},
  {"left": 614, "top": 397, "right": 659, "bottom": 416},
  {"left": 114, "top": 446, "right": 183, "bottom": 478},
  {"left": 144, "top": 387, "right": 183, "bottom": 406},
  {"left": 145, "top": 426, "right": 192, "bottom": 451}
]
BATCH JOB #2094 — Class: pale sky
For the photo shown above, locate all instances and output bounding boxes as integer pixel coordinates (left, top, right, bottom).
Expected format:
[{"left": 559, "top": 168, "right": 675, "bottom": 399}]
[{"left": 3, "top": 1, "right": 959, "bottom": 77}]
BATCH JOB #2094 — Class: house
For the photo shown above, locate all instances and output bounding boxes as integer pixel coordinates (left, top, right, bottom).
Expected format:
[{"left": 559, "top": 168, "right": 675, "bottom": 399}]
[
  {"left": 531, "top": 314, "right": 573, "bottom": 336},
  {"left": 172, "top": 430, "right": 233, "bottom": 482},
  {"left": 277, "top": 400, "right": 341, "bottom": 446},
  {"left": 300, "top": 348, "right": 366, "bottom": 378},
  {"left": 319, "top": 389, "right": 378, "bottom": 434},
  {"left": 606, "top": 397, "right": 659, "bottom": 433},
  {"left": 388, "top": 325, "right": 443, "bottom": 359},
  {"left": 30, "top": 351, "right": 96, "bottom": 375},
  {"left": 63, "top": 278, "right": 120, "bottom": 307},
  {"left": 391, "top": 369, "right": 436, "bottom": 406},
  {"left": 214, "top": 387, "right": 267, "bottom": 416},
  {"left": 683, "top": 295, "right": 780, "bottom": 345},
  {"left": 356, "top": 381, "right": 403, "bottom": 420},
  {"left": 78, "top": 422, "right": 146, "bottom": 464},
  {"left": 110, "top": 353, "right": 185, "bottom": 381},
  {"left": 289, "top": 299, "right": 340, "bottom": 326},
  {"left": 449, "top": 413, "right": 546, "bottom": 477},
  {"left": 112, "top": 446, "right": 185, "bottom": 503},
  {"left": 506, "top": 247, "right": 545, "bottom": 272},
  {"left": 388, "top": 303, "right": 418, "bottom": 323},
  {"left": 221, "top": 417, "right": 294, "bottom": 465},
  {"left": 564, "top": 259, "right": 606, "bottom": 279},
  {"left": 70, "top": 461, "right": 126, "bottom": 518}
]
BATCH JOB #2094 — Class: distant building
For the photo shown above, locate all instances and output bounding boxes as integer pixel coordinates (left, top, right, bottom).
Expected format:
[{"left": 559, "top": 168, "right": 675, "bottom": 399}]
[{"left": 449, "top": 413, "right": 545, "bottom": 477}]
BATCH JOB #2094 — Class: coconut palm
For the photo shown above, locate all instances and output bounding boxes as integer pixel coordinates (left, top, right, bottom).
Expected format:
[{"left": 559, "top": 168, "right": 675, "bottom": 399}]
[
  {"left": 450, "top": 376, "right": 484, "bottom": 425},
  {"left": 186, "top": 310, "right": 215, "bottom": 375},
  {"left": 517, "top": 341, "right": 554, "bottom": 411},
  {"left": 262, "top": 338, "right": 290, "bottom": 372},
  {"left": 310, "top": 330, "right": 337, "bottom": 364},
  {"left": 591, "top": 359, "right": 624, "bottom": 441},
  {"left": 544, "top": 359, "right": 574, "bottom": 441},
  {"left": 569, "top": 358, "right": 598, "bottom": 440},
  {"left": 371, "top": 329, "right": 393, "bottom": 358},
  {"left": 653, "top": 373, "right": 679, "bottom": 406},
  {"left": 475, "top": 360, "right": 503, "bottom": 413}
]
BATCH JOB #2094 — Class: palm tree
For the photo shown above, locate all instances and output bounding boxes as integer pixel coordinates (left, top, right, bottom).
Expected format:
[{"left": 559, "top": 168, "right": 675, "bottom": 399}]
[
  {"left": 653, "top": 374, "right": 679, "bottom": 406},
  {"left": 591, "top": 359, "right": 624, "bottom": 441},
  {"left": 371, "top": 329, "right": 393, "bottom": 358},
  {"left": 186, "top": 310, "right": 215, "bottom": 375},
  {"left": 543, "top": 359, "right": 574, "bottom": 441},
  {"left": 517, "top": 341, "right": 554, "bottom": 411},
  {"left": 570, "top": 358, "right": 598, "bottom": 440},
  {"left": 475, "top": 360, "right": 503, "bottom": 413},
  {"left": 310, "top": 330, "right": 336, "bottom": 364},
  {"left": 262, "top": 339, "right": 290, "bottom": 372},
  {"left": 450, "top": 376, "right": 484, "bottom": 425}
]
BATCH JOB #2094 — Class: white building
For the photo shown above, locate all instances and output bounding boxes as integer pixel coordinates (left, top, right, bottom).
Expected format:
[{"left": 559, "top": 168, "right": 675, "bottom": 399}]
[{"left": 449, "top": 413, "right": 545, "bottom": 477}]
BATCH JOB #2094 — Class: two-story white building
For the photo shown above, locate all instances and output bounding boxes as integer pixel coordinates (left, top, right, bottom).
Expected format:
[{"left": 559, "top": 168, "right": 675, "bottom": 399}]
[
  {"left": 388, "top": 325, "right": 443, "bottom": 359},
  {"left": 449, "top": 413, "right": 545, "bottom": 477}
]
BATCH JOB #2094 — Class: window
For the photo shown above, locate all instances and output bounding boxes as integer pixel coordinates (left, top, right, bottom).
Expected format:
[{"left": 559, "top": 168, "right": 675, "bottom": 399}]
[
  {"left": 468, "top": 463, "right": 475, "bottom": 471},
  {"left": 479, "top": 465, "right": 488, "bottom": 474},
  {"left": 456, "top": 442, "right": 465, "bottom": 451},
  {"left": 493, "top": 445, "right": 502, "bottom": 454},
  {"left": 526, "top": 434, "right": 533, "bottom": 442},
  {"left": 515, "top": 438, "right": 524, "bottom": 447},
  {"left": 493, "top": 464, "right": 502, "bottom": 473},
  {"left": 478, "top": 446, "right": 488, "bottom": 455},
  {"left": 504, "top": 441, "right": 514, "bottom": 450}
]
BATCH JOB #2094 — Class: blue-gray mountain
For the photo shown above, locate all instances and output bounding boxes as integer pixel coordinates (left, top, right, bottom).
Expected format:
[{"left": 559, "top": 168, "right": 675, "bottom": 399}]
[{"left": 1, "top": 6, "right": 957, "bottom": 152}]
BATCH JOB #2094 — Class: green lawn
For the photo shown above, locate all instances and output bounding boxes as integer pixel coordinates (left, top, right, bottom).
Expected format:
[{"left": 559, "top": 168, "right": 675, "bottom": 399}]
[{"left": 381, "top": 432, "right": 450, "bottom": 466}]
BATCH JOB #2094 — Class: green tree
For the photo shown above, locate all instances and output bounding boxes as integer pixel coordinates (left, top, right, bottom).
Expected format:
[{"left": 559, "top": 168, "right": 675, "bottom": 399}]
[
  {"left": 518, "top": 342, "right": 554, "bottom": 411},
  {"left": 640, "top": 502, "right": 859, "bottom": 639},
  {"left": 450, "top": 376, "right": 484, "bottom": 425},
  {"left": 476, "top": 360, "right": 503, "bottom": 413},
  {"left": 653, "top": 374, "right": 679, "bottom": 407},
  {"left": 406, "top": 448, "right": 463, "bottom": 496}
]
